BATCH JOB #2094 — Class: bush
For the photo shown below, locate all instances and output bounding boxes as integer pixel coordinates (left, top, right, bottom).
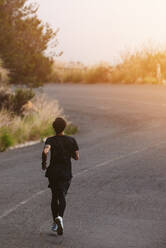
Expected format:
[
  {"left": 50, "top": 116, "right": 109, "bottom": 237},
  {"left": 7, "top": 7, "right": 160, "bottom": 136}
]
[
  {"left": 49, "top": 70, "right": 61, "bottom": 83},
  {"left": 109, "top": 47, "right": 166, "bottom": 84},
  {"left": 0, "top": 129, "right": 15, "bottom": 151},
  {"left": 0, "top": 88, "right": 11, "bottom": 110},
  {"left": 62, "top": 69, "right": 84, "bottom": 83},
  {"left": 65, "top": 124, "right": 78, "bottom": 135},
  {"left": 0, "top": 94, "right": 77, "bottom": 151},
  {"left": 0, "top": 88, "right": 35, "bottom": 115},
  {"left": 11, "top": 89, "right": 35, "bottom": 115},
  {"left": 51, "top": 63, "right": 111, "bottom": 84},
  {"left": 85, "top": 65, "right": 109, "bottom": 83},
  {"left": 51, "top": 46, "right": 166, "bottom": 84}
]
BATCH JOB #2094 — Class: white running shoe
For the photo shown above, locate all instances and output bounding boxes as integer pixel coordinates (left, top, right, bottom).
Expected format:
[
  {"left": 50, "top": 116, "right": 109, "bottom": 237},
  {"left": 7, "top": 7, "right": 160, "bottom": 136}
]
[
  {"left": 55, "top": 216, "right": 64, "bottom": 235},
  {"left": 51, "top": 222, "right": 58, "bottom": 232}
]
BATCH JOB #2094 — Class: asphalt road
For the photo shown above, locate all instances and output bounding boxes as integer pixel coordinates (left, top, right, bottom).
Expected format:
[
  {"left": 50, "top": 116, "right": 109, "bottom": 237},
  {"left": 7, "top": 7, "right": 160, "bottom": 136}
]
[{"left": 1, "top": 84, "right": 166, "bottom": 248}]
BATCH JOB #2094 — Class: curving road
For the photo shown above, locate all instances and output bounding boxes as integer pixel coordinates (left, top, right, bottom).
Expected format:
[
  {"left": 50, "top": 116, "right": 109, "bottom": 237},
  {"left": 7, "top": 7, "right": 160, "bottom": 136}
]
[{"left": 1, "top": 84, "right": 166, "bottom": 248}]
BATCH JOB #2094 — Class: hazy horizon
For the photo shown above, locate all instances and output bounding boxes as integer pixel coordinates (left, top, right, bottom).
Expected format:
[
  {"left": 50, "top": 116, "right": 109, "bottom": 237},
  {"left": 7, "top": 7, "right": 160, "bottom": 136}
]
[{"left": 33, "top": 0, "right": 166, "bottom": 65}]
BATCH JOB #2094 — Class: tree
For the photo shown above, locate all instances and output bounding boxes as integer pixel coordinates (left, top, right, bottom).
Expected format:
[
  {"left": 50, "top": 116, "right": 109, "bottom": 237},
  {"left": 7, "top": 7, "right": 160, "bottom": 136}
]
[{"left": 0, "top": 0, "right": 58, "bottom": 86}]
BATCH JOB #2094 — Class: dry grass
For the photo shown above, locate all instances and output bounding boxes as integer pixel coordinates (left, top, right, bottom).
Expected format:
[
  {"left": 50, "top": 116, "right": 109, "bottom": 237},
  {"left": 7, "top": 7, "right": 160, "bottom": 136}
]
[
  {"left": 109, "top": 47, "right": 166, "bottom": 84},
  {"left": 51, "top": 46, "right": 166, "bottom": 84},
  {"left": 84, "top": 64, "right": 110, "bottom": 83},
  {"left": 51, "top": 62, "right": 111, "bottom": 84},
  {"left": 0, "top": 94, "right": 77, "bottom": 151},
  {"left": 0, "top": 59, "right": 9, "bottom": 84},
  {"left": 0, "top": 109, "right": 12, "bottom": 128}
]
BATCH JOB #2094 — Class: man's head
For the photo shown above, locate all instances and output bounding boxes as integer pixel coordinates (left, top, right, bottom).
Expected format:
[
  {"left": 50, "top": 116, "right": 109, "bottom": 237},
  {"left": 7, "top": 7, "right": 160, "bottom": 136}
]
[{"left": 52, "top": 117, "right": 67, "bottom": 134}]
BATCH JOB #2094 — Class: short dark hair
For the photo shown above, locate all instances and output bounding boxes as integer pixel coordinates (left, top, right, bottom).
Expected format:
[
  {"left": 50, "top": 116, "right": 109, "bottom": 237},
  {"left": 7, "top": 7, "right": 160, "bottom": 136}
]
[{"left": 52, "top": 117, "right": 67, "bottom": 134}]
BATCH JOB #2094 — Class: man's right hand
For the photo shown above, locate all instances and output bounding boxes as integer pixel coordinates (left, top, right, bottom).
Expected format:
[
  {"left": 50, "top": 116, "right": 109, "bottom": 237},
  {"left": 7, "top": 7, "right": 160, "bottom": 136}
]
[{"left": 72, "top": 150, "right": 79, "bottom": 160}]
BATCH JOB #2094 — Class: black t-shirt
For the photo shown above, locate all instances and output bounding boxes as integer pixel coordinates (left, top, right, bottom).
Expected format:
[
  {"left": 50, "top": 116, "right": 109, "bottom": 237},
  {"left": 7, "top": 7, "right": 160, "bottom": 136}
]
[{"left": 45, "top": 135, "right": 79, "bottom": 180}]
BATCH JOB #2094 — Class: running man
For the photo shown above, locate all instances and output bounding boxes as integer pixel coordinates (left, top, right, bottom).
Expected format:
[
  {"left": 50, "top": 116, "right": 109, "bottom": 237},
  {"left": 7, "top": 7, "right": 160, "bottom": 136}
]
[{"left": 42, "top": 117, "right": 79, "bottom": 235}]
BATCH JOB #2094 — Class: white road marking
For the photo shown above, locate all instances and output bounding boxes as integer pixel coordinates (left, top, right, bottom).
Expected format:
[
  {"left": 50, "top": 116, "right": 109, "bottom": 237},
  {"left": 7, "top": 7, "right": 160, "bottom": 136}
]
[
  {"left": 1, "top": 140, "right": 166, "bottom": 220},
  {"left": 76, "top": 140, "right": 166, "bottom": 173},
  {"left": 0, "top": 190, "right": 47, "bottom": 219}
]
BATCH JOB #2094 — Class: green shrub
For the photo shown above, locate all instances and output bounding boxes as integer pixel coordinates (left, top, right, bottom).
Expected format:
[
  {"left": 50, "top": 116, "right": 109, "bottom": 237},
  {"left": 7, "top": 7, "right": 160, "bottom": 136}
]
[
  {"left": 65, "top": 124, "right": 78, "bottom": 135},
  {"left": 40, "top": 125, "right": 54, "bottom": 140},
  {"left": 0, "top": 129, "right": 15, "bottom": 151}
]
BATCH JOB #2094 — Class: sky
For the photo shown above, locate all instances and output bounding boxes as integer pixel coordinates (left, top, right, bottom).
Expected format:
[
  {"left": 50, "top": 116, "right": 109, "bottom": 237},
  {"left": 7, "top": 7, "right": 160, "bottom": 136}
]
[{"left": 33, "top": 0, "right": 166, "bottom": 64}]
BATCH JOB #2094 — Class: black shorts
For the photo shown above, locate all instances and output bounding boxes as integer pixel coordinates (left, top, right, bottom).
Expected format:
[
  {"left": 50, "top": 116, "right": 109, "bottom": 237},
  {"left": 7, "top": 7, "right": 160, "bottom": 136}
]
[{"left": 48, "top": 176, "right": 71, "bottom": 195}]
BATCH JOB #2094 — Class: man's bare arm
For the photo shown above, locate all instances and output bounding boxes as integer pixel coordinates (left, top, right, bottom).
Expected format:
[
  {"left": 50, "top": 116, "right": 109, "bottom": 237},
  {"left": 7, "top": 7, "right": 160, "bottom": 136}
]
[{"left": 42, "top": 144, "right": 51, "bottom": 170}]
